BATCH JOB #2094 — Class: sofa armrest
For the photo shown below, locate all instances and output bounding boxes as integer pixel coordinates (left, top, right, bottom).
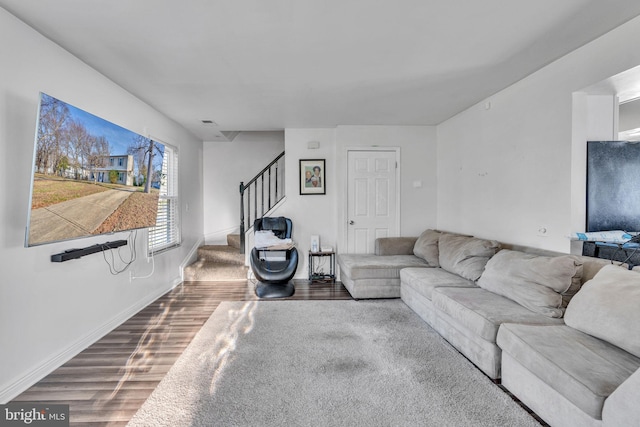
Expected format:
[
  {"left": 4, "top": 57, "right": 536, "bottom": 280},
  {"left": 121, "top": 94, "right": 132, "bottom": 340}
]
[
  {"left": 375, "top": 237, "right": 417, "bottom": 256},
  {"left": 603, "top": 367, "right": 640, "bottom": 426}
]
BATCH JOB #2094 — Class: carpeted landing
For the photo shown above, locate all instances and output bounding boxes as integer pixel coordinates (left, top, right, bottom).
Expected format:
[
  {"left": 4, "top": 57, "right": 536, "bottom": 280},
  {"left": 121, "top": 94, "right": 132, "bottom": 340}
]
[
  {"left": 127, "top": 300, "right": 541, "bottom": 427},
  {"left": 183, "top": 234, "right": 248, "bottom": 281}
]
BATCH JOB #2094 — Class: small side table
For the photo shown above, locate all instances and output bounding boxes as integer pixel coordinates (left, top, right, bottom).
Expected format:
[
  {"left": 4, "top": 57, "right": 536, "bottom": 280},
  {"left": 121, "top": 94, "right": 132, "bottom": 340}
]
[
  {"left": 308, "top": 250, "right": 336, "bottom": 283},
  {"left": 593, "top": 241, "right": 640, "bottom": 270}
]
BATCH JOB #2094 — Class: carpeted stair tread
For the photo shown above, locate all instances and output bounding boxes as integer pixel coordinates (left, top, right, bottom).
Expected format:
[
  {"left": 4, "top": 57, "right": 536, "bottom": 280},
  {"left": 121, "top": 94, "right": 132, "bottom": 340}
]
[{"left": 197, "top": 245, "right": 244, "bottom": 264}]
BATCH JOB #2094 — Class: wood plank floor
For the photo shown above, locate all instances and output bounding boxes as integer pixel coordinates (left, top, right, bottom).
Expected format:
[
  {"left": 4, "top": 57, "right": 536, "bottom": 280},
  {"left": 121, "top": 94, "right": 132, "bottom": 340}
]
[{"left": 11, "top": 280, "right": 352, "bottom": 427}]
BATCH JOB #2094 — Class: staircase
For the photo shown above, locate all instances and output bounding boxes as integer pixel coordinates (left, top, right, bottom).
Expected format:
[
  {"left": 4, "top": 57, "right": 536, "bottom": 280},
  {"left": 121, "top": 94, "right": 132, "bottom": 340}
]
[
  {"left": 183, "top": 234, "right": 248, "bottom": 281},
  {"left": 185, "top": 151, "right": 285, "bottom": 281},
  {"left": 240, "top": 151, "right": 285, "bottom": 253}
]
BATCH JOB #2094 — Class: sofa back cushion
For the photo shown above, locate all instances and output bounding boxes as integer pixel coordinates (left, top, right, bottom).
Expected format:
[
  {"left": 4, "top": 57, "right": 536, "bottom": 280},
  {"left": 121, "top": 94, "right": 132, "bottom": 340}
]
[
  {"left": 565, "top": 264, "right": 640, "bottom": 358},
  {"left": 375, "top": 237, "right": 418, "bottom": 256},
  {"left": 413, "top": 229, "right": 441, "bottom": 266},
  {"left": 438, "top": 234, "right": 500, "bottom": 281},
  {"left": 477, "top": 250, "right": 583, "bottom": 318}
]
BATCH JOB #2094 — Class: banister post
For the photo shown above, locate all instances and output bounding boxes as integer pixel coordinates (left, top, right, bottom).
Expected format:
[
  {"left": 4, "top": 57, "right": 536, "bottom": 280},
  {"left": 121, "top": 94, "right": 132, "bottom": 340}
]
[
  {"left": 268, "top": 167, "right": 272, "bottom": 210},
  {"left": 239, "top": 181, "right": 245, "bottom": 254}
]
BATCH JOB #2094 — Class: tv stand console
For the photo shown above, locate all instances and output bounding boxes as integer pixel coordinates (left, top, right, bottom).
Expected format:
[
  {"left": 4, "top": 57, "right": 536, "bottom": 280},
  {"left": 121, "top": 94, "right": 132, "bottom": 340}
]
[{"left": 582, "top": 241, "right": 640, "bottom": 269}]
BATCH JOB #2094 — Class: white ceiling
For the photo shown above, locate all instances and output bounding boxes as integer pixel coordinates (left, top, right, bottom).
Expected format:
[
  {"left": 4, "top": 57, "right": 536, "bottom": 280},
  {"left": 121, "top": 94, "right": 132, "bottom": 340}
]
[{"left": 3, "top": 0, "right": 640, "bottom": 141}]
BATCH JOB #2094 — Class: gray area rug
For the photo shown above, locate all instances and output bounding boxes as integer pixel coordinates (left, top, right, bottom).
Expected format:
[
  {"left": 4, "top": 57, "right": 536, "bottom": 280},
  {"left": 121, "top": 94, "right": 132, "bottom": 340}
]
[{"left": 128, "top": 300, "right": 540, "bottom": 426}]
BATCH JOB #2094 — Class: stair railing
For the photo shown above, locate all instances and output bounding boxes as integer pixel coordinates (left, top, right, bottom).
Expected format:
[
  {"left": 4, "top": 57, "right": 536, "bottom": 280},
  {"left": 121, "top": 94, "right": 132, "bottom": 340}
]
[{"left": 239, "top": 151, "right": 285, "bottom": 253}]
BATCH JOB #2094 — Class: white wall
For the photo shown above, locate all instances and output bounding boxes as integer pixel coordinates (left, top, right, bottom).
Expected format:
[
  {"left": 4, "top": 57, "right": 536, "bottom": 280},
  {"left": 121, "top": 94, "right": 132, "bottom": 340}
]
[
  {"left": 335, "top": 126, "right": 438, "bottom": 245},
  {"left": 281, "top": 126, "right": 436, "bottom": 278},
  {"left": 619, "top": 97, "right": 640, "bottom": 132},
  {"left": 279, "top": 129, "right": 338, "bottom": 278},
  {"left": 437, "top": 15, "right": 640, "bottom": 252},
  {"left": 586, "top": 95, "right": 618, "bottom": 139},
  {"left": 203, "top": 131, "right": 284, "bottom": 244},
  {"left": 0, "top": 9, "right": 204, "bottom": 401}
]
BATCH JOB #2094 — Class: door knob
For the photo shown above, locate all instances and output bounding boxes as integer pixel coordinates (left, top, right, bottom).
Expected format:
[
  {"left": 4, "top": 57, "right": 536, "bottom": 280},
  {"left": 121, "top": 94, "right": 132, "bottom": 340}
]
[{"left": 349, "top": 220, "right": 355, "bottom": 225}]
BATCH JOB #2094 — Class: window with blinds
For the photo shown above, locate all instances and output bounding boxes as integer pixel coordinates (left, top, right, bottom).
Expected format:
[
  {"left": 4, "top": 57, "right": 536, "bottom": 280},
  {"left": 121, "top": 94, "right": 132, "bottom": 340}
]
[{"left": 148, "top": 143, "right": 180, "bottom": 253}]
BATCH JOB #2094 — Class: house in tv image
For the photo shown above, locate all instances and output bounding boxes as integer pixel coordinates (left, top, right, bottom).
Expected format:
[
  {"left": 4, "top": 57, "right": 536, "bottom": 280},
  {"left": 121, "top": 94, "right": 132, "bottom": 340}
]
[{"left": 89, "top": 154, "right": 134, "bottom": 186}]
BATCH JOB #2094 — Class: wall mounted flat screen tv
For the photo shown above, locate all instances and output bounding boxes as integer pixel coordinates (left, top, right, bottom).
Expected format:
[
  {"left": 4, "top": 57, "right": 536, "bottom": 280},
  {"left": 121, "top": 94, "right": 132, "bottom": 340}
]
[
  {"left": 25, "top": 92, "right": 165, "bottom": 247},
  {"left": 586, "top": 140, "right": 640, "bottom": 233}
]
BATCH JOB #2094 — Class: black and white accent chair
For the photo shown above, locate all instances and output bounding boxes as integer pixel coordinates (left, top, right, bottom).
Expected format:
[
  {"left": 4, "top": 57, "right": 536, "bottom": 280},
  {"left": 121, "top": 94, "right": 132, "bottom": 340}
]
[{"left": 250, "top": 217, "right": 298, "bottom": 298}]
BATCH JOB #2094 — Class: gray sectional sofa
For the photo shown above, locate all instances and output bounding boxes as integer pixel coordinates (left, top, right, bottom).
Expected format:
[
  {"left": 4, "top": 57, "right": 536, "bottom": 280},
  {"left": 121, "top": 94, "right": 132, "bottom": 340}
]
[
  {"left": 337, "top": 236, "right": 431, "bottom": 299},
  {"left": 336, "top": 229, "right": 640, "bottom": 427}
]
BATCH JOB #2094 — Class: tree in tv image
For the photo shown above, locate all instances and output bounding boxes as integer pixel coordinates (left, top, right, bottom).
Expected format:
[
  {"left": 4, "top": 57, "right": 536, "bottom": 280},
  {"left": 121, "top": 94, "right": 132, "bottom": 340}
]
[{"left": 26, "top": 93, "right": 166, "bottom": 246}]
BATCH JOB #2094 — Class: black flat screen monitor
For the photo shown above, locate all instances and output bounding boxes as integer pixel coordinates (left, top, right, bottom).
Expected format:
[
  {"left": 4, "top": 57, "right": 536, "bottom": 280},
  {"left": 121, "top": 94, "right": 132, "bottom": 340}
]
[{"left": 586, "top": 140, "right": 640, "bottom": 233}]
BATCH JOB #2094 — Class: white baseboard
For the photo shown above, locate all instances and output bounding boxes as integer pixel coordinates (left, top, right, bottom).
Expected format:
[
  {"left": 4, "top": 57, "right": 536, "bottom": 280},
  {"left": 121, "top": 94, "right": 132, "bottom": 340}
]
[
  {"left": 0, "top": 279, "right": 178, "bottom": 404},
  {"left": 179, "top": 237, "right": 204, "bottom": 281}
]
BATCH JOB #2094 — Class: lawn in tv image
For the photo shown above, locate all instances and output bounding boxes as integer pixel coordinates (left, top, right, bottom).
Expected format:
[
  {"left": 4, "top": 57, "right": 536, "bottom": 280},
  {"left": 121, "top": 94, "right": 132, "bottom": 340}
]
[{"left": 26, "top": 93, "right": 165, "bottom": 246}]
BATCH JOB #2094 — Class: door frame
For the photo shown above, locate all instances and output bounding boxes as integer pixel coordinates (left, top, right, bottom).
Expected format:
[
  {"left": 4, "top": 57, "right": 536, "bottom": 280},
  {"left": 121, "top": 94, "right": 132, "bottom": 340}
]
[{"left": 341, "top": 146, "right": 401, "bottom": 253}]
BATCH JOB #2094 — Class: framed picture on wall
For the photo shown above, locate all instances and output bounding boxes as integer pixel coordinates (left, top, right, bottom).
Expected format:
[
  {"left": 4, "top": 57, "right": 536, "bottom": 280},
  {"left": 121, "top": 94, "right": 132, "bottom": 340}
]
[{"left": 299, "top": 159, "right": 326, "bottom": 195}]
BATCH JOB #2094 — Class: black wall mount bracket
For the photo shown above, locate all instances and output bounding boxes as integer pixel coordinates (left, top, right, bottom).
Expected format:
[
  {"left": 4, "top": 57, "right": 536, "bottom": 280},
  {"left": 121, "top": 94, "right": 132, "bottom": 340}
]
[{"left": 51, "top": 240, "right": 128, "bottom": 262}]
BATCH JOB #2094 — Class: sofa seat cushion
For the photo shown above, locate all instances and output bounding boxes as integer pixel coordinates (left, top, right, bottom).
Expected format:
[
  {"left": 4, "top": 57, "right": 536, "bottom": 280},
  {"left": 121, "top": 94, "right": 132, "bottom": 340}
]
[
  {"left": 497, "top": 323, "right": 640, "bottom": 419},
  {"left": 432, "top": 287, "right": 563, "bottom": 342},
  {"left": 400, "top": 267, "right": 476, "bottom": 300},
  {"left": 337, "top": 254, "right": 429, "bottom": 280}
]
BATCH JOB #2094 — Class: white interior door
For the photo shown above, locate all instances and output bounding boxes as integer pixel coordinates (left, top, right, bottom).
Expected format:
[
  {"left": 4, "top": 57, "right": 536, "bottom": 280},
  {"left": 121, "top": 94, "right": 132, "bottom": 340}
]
[{"left": 347, "top": 150, "right": 399, "bottom": 253}]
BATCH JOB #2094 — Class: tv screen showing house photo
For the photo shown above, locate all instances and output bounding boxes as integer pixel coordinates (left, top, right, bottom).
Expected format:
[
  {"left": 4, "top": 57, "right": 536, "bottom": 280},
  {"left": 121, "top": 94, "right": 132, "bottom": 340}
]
[{"left": 25, "top": 92, "right": 165, "bottom": 246}]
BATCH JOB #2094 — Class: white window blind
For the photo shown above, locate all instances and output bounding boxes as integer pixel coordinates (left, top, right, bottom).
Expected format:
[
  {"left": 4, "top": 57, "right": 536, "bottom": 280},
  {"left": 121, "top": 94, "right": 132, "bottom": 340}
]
[{"left": 149, "top": 143, "right": 180, "bottom": 253}]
